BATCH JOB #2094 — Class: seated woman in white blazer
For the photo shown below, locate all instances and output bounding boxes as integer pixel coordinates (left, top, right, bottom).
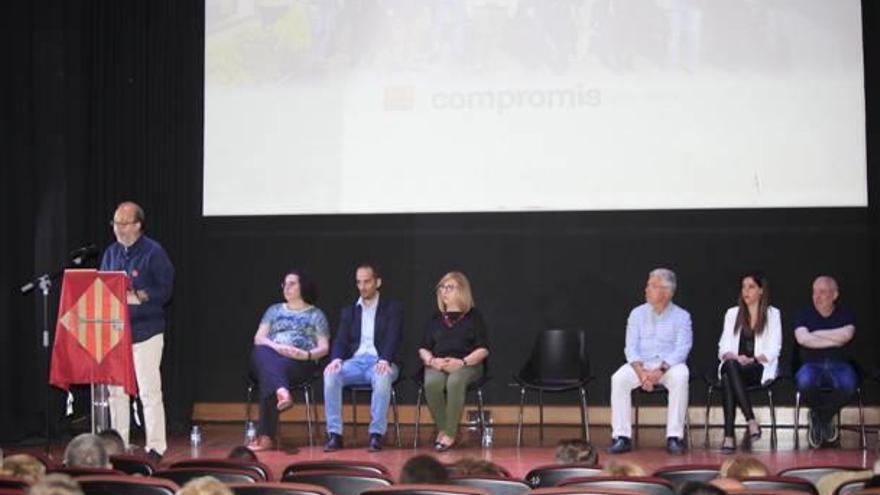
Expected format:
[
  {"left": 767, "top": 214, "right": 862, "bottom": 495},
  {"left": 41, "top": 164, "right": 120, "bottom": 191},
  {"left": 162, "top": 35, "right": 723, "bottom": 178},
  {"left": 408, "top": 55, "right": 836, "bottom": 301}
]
[{"left": 716, "top": 272, "right": 782, "bottom": 454}]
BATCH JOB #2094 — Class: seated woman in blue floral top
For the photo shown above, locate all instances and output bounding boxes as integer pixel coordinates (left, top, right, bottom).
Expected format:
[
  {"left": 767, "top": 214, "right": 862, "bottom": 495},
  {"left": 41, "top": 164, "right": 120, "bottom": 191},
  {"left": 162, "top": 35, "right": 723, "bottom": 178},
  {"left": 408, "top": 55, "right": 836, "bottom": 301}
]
[{"left": 248, "top": 269, "right": 329, "bottom": 451}]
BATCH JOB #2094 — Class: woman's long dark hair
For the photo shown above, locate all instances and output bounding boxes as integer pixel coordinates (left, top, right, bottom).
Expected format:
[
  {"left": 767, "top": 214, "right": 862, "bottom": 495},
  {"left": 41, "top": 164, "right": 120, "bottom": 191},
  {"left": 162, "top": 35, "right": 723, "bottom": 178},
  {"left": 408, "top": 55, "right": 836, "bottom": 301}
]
[{"left": 734, "top": 271, "right": 769, "bottom": 336}]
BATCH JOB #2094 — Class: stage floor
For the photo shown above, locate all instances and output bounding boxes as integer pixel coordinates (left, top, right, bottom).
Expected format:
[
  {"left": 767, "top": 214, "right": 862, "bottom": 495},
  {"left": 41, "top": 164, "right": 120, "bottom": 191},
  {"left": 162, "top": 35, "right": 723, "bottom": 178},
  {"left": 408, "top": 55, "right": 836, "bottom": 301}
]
[{"left": 6, "top": 423, "right": 876, "bottom": 481}]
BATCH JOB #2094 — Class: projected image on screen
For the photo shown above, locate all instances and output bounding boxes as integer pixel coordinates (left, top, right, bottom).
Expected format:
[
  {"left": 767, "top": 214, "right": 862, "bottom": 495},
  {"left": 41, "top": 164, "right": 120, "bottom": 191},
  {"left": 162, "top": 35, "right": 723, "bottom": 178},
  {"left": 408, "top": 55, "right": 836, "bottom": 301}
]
[{"left": 204, "top": 0, "right": 866, "bottom": 216}]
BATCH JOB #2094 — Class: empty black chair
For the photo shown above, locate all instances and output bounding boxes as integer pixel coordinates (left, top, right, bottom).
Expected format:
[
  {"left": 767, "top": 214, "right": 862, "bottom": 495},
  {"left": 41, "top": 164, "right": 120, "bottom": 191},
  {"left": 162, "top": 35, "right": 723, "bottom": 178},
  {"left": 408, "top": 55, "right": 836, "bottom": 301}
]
[
  {"left": 77, "top": 475, "right": 179, "bottom": 495},
  {"left": 412, "top": 364, "right": 492, "bottom": 448},
  {"left": 740, "top": 476, "right": 819, "bottom": 495},
  {"left": 228, "top": 482, "right": 332, "bottom": 495},
  {"left": 559, "top": 476, "right": 675, "bottom": 495},
  {"left": 449, "top": 476, "right": 530, "bottom": 495},
  {"left": 524, "top": 464, "right": 604, "bottom": 488},
  {"left": 513, "top": 328, "right": 592, "bottom": 447},
  {"left": 778, "top": 466, "right": 867, "bottom": 486},
  {"left": 172, "top": 459, "right": 272, "bottom": 481},
  {"left": 703, "top": 366, "right": 779, "bottom": 449},
  {"left": 282, "top": 461, "right": 390, "bottom": 477},
  {"left": 154, "top": 467, "right": 260, "bottom": 485},
  {"left": 652, "top": 465, "right": 720, "bottom": 489},
  {"left": 111, "top": 454, "right": 158, "bottom": 476},
  {"left": 281, "top": 470, "right": 393, "bottom": 495}
]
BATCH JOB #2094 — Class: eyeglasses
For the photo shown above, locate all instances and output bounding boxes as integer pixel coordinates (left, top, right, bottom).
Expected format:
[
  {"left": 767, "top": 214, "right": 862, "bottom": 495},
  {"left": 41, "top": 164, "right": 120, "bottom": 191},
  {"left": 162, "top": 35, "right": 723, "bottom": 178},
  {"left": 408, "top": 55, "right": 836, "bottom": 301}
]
[
  {"left": 437, "top": 284, "right": 458, "bottom": 292},
  {"left": 110, "top": 219, "right": 138, "bottom": 227}
]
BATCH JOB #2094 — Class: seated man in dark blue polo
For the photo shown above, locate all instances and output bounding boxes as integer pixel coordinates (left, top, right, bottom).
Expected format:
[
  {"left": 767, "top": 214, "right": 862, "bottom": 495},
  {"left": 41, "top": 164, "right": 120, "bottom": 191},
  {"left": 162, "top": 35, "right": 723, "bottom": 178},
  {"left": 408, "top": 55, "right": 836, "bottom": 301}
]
[
  {"left": 793, "top": 275, "right": 857, "bottom": 448},
  {"left": 323, "top": 263, "right": 403, "bottom": 452}
]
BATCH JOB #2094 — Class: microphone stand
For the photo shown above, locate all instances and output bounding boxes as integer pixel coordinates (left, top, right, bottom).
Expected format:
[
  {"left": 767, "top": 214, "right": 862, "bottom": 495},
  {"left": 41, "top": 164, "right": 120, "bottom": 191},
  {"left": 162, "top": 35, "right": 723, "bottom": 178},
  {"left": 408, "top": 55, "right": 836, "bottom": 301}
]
[{"left": 20, "top": 253, "right": 95, "bottom": 456}]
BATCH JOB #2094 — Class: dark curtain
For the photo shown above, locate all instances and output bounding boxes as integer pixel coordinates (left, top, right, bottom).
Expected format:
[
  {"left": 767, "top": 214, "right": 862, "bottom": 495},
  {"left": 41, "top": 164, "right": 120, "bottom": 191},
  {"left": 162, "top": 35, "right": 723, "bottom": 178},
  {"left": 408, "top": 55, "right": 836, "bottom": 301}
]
[{"left": 1, "top": 0, "right": 202, "bottom": 443}]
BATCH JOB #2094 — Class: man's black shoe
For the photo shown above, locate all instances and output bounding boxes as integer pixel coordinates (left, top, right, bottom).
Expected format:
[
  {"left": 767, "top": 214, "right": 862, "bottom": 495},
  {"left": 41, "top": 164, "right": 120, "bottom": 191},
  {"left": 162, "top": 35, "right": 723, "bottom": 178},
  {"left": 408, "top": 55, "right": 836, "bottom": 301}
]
[
  {"left": 607, "top": 436, "right": 632, "bottom": 454},
  {"left": 666, "top": 437, "right": 686, "bottom": 455},
  {"left": 324, "top": 433, "right": 344, "bottom": 452},
  {"left": 146, "top": 449, "right": 163, "bottom": 465},
  {"left": 367, "top": 433, "right": 383, "bottom": 452}
]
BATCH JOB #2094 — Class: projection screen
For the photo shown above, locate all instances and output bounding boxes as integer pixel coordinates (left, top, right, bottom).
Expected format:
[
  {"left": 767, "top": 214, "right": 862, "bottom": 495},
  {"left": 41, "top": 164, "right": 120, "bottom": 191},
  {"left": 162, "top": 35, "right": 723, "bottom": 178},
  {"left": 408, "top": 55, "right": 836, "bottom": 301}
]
[{"left": 204, "top": 0, "right": 866, "bottom": 216}]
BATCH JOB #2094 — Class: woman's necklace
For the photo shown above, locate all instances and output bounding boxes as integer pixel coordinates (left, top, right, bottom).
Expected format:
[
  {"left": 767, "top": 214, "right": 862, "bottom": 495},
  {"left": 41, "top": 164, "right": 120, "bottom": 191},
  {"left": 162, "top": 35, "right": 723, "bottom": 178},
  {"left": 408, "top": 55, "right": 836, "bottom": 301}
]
[{"left": 441, "top": 311, "right": 465, "bottom": 328}]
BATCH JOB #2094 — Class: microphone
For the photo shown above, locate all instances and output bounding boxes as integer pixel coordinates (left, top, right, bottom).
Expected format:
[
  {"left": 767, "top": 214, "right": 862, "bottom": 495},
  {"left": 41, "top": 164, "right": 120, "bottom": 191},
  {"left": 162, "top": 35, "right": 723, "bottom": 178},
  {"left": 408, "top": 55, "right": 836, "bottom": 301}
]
[{"left": 69, "top": 244, "right": 100, "bottom": 266}]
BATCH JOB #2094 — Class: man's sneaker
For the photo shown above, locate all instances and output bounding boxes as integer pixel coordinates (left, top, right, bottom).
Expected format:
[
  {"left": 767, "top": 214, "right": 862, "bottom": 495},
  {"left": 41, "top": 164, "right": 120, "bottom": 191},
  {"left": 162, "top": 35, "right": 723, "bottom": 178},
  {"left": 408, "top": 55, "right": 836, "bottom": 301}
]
[
  {"left": 607, "top": 436, "right": 632, "bottom": 454},
  {"left": 367, "top": 433, "right": 383, "bottom": 452},
  {"left": 807, "top": 410, "right": 824, "bottom": 448},
  {"left": 666, "top": 437, "right": 686, "bottom": 455},
  {"left": 323, "top": 433, "right": 344, "bottom": 452}
]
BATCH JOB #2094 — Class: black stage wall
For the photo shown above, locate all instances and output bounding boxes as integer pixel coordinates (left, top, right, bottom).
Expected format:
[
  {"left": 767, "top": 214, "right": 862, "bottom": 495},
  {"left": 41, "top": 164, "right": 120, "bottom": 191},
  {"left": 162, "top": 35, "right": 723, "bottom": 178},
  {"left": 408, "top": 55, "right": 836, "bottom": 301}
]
[{"left": 1, "top": 0, "right": 878, "bottom": 443}]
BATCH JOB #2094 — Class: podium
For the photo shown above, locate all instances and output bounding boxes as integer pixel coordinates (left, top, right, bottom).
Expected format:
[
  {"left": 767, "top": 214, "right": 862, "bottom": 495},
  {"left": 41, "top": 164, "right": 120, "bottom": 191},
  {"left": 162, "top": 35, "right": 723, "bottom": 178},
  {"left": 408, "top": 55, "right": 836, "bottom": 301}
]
[{"left": 50, "top": 269, "right": 138, "bottom": 433}]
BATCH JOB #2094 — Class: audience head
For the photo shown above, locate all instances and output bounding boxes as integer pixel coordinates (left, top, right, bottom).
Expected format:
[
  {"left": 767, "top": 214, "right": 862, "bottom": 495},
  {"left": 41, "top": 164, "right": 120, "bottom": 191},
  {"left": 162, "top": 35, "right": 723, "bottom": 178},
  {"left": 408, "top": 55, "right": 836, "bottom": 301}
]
[
  {"left": 226, "top": 445, "right": 258, "bottom": 461},
  {"left": 719, "top": 456, "right": 770, "bottom": 479},
  {"left": 602, "top": 461, "right": 645, "bottom": 477},
  {"left": 677, "top": 481, "right": 728, "bottom": 495},
  {"left": 176, "top": 476, "right": 234, "bottom": 495},
  {"left": 0, "top": 453, "right": 47, "bottom": 483},
  {"left": 436, "top": 271, "right": 474, "bottom": 313},
  {"left": 812, "top": 275, "right": 839, "bottom": 315},
  {"left": 27, "top": 474, "right": 84, "bottom": 495},
  {"left": 646, "top": 268, "right": 676, "bottom": 309},
  {"left": 400, "top": 455, "right": 450, "bottom": 484},
  {"left": 97, "top": 429, "right": 126, "bottom": 457},
  {"left": 448, "top": 457, "right": 508, "bottom": 477},
  {"left": 554, "top": 439, "right": 599, "bottom": 466},
  {"left": 281, "top": 269, "right": 318, "bottom": 305},
  {"left": 63, "top": 433, "right": 110, "bottom": 469}
]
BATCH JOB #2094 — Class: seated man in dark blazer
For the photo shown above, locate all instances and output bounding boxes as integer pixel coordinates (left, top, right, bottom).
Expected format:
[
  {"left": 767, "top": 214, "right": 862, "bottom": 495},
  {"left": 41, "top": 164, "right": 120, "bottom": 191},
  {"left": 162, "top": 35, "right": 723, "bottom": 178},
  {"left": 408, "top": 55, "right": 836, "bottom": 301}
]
[{"left": 323, "top": 263, "right": 403, "bottom": 452}]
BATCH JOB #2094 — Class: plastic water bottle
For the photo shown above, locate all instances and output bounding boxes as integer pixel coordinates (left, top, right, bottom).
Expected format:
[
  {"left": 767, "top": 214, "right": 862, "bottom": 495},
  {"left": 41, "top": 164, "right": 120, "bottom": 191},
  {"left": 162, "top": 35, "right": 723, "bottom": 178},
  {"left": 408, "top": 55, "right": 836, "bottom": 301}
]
[
  {"left": 190, "top": 425, "right": 202, "bottom": 457},
  {"left": 244, "top": 420, "right": 257, "bottom": 445},
  {"left": 481, "top": 424, "right": 494, "bottom": 448}
]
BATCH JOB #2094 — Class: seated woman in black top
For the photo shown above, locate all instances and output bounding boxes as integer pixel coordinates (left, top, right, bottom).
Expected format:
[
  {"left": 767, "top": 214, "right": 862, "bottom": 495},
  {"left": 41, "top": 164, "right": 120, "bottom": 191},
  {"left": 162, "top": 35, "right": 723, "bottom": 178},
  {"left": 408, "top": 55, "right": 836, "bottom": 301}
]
[{"left": 418, "top": 271, "right": 489, "bottom": 451}]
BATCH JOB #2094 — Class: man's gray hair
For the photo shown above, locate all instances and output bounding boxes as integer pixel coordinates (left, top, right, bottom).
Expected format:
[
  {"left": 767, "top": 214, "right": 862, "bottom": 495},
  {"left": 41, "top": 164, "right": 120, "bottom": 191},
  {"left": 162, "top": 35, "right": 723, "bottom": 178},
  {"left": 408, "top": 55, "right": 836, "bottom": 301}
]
[
  {"left": 649, "top": 268, "right": 677, "bottom": 294},
  {"left": 63, "top": 433, "right": 109, "bottom": 469}
]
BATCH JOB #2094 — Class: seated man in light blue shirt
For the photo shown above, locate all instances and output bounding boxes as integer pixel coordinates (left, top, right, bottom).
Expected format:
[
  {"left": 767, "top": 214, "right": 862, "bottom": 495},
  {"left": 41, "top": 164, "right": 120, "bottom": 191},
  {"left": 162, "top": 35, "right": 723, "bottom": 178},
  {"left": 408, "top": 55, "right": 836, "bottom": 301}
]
[
  {"left": 323, "top": 264, "right": 403, "bottom": 452},
  {"left": 608, "top": 268, "right": 693, "bottom": 455}
]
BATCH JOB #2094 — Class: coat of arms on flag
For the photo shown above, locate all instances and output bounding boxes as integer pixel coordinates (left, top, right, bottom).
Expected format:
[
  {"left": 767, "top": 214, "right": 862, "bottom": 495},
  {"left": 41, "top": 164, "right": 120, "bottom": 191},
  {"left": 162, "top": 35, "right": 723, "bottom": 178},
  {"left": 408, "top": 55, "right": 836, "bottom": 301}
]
[{"left": 50, "top": 269, "right": 138, "bottom": 396}]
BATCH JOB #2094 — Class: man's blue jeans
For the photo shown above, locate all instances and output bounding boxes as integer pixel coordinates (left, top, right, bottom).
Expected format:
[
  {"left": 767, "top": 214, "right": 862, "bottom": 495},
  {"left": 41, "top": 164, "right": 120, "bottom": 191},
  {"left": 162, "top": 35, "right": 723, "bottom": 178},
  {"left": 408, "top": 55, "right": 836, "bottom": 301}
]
[
  {"left": 323, "top": 353, "right": 399, "bottom": 436},
  {"left": 795, "top": 358, "right": 858, "bottom": 423}
]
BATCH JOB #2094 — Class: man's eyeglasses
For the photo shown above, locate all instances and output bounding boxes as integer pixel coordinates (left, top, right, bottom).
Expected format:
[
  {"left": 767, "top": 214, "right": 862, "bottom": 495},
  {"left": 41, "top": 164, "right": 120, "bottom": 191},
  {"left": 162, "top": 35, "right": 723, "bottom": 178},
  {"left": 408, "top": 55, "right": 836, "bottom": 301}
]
[{"left": 110, "top": 220, "right": 138, "bottom": 227}]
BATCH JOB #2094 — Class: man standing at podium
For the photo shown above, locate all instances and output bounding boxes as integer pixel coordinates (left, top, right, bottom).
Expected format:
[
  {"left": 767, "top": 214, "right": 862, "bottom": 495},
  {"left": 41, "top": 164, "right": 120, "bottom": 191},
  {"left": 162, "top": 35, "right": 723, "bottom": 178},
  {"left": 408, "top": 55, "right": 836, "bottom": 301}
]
[{"left": 101, "top": 201, "right": 174, "bottom": 462}]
